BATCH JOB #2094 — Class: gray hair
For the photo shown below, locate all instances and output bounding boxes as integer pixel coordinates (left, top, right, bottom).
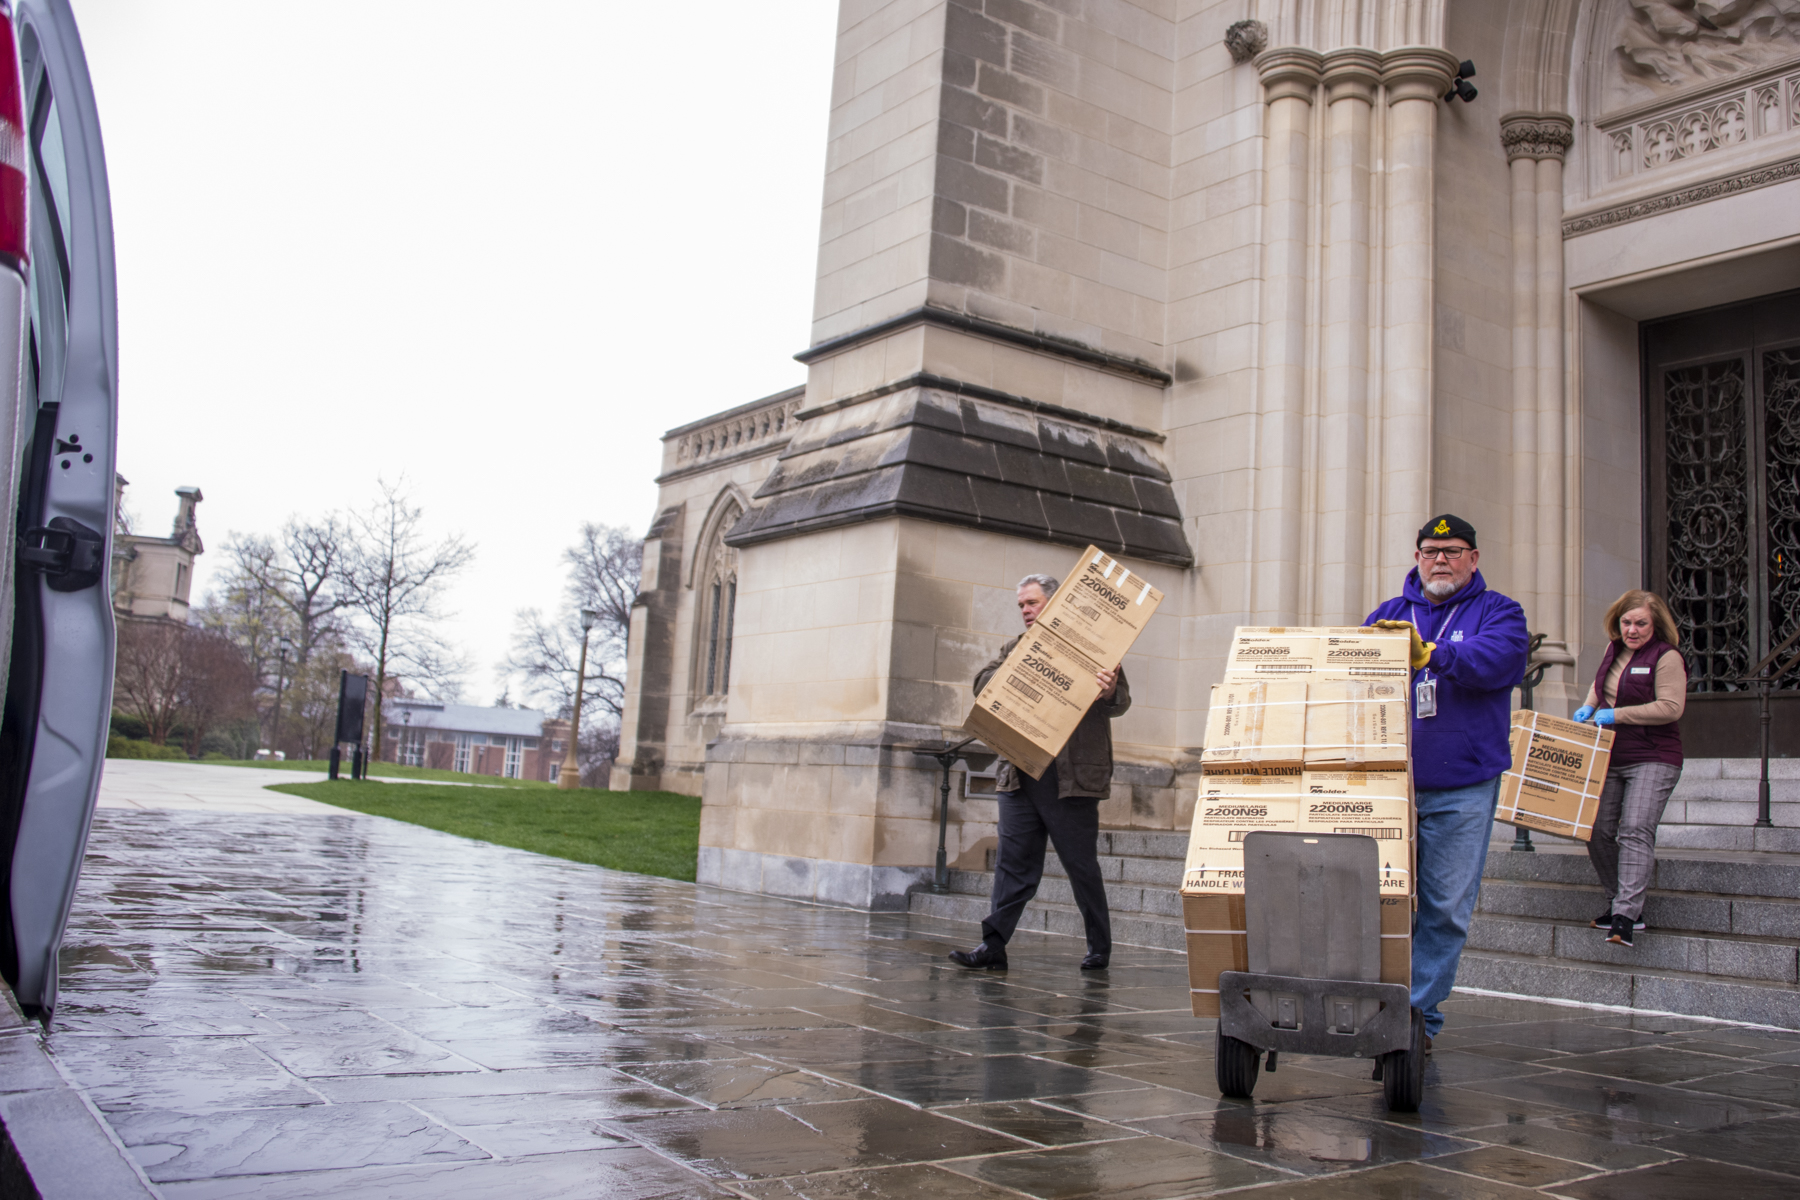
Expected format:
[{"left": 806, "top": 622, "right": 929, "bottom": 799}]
[{"left": 1017, "top": 573, "right": 1059, "bottom": 597}]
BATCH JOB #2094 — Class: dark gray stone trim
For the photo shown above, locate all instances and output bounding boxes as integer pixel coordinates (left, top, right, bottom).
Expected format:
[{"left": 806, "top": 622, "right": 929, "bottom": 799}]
[
  {"left": 795, "top": 306, "right": 1175, "bottom": 386},
  {"left": 725, "top": 386, "right": 1193, "bottom": 567},
  {"left": 0, "top": 983, "right": 156, "bottom": 1199},
  {"left": 1563, "top": 155, "right": 1800, "bottom": 236},
  {"left": 797, "top": 371, "right": 1166, "bottom": 443}
]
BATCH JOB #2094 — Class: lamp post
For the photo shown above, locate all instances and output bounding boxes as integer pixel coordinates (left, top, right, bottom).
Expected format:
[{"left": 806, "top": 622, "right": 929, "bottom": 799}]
[
  {"left": 558, "top": 608, "right": 600, "bottom": 790},
  {"left": 270, "top": 634, "right": 293, "bottom": 758}
]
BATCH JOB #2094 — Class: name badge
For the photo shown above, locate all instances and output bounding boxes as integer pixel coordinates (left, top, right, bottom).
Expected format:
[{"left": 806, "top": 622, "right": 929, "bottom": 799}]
[
  {"left": 1415, "top": 676, "right": 1437, "bottom": 719},
  {"left": 1630, "top": 667, "right": 1651, "bottom": 674}
]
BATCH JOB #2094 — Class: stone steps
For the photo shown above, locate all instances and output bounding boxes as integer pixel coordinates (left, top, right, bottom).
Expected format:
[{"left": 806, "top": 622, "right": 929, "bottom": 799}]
[
  {"left": 1462, "top": 842, "right": 1800, "bottom": 1027},
  {"left": 908, "top": 781, "right": 1800, "bottom": 1027}
]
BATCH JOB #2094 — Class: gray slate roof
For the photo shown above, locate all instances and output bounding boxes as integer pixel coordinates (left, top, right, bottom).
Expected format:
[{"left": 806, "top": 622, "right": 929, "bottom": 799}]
[{"left": 386, "top": 701, "right": 550, "bottom": 738}]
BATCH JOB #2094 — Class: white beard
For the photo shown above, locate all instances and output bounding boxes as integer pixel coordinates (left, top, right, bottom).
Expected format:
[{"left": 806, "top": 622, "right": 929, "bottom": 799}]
[{"left": 1423, "top": 577, "right": 1461, "bottom": 600}]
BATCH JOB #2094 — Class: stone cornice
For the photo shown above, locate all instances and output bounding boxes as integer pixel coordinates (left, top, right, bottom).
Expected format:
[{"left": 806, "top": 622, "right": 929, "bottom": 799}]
[
  {"left": 1562, "top": 154, "right": 1800, "bottom": 236},
  {"left": 1381, "top": 47, "right": 1459, "bottom": 105},
  {"left": 1321, "top": 46, "right": 1383, "bottom": 105},
  {"left": 1500, "top": 111, "right": 1575, "bottom": 163},
  {"left": 1254, "top": 46, "right": 1323, "bottom": 103},
  {"left": 795, "top": 305, "right": 1173, "bottom": 386},
  {"left": 794, "top": 370, "right": 1167, "bottom": 443}
]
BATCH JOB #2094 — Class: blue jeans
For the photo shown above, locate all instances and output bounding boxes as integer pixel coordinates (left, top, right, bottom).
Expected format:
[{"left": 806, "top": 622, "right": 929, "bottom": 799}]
[{"left": 1413, "top": 775, "right": 1501, "bottom": 1037}]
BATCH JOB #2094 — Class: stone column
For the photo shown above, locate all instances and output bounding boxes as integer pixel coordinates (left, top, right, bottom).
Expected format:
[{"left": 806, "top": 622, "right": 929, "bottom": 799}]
[
  {"left": 1314, "top": 47, "right": 1381, "bottom": 624},
  {"left": 1377, "top": 49, "right": 1458, "bottom": 587},
  {"left": 1500, "top": 113, "right": 1574, "bottom": 652},
  {"left": 1251, "top": 47, "right": 1323, "bottom": 624},
  {"left": 1534, "top": 124, "right": 1572, "bottom": 645},
  {"left": 1505, "top": 126, "right": 1539, "bottom": 610}
]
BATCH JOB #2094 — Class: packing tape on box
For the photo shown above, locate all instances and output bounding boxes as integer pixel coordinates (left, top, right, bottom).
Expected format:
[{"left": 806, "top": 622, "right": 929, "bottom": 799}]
[{"left": 1092, "top": 549, "right": 1154, "bottom": 606}]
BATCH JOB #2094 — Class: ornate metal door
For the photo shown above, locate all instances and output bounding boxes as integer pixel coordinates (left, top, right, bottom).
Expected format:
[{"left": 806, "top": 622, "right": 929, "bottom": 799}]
[{"left": 1644, "top": 289, "right": 1800, "bottom": 757}]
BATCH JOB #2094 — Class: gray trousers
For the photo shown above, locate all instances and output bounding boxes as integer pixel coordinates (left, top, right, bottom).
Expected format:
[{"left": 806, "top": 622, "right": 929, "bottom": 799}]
[
  {"left": 1586, "top": 761, "right": 1682, "bottom": 921},
  {"left": 981, "top": 765, "right": 1111, "bottom": 956}
]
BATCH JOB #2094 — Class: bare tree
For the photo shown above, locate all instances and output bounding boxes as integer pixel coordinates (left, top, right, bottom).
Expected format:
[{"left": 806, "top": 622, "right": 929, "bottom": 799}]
[
  {"left": 505, "top": 522, "right": 641, "bottom": 779},
  {"left": 176, "top": 629, "right": 257, "bottom": 758},
  {"left": 113, "top": 620, "right": 187, "bottom": 745},
  {"left": 196, "top": 535, "right": 295, "bottom": 722},
  {"left": 272, "top": 517, "right": 354, "bottom": 664},
  {"left": 342, "top": 480, "right": 474, "bottom": 760}
]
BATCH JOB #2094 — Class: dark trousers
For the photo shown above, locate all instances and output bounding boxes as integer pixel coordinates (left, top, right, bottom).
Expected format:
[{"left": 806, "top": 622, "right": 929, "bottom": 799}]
[{"left": 980, "top": 765, "right": 1112, "bottom": 956}]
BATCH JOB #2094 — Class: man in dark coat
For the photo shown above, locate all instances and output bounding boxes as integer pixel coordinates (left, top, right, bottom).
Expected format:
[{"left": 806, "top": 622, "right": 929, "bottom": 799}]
[
  {"left": 1366, "top": 514, "right": 1528, "bottom": 1047},
  {"left": 950, "top": 572, "right": 1130, "bottom": 972}
]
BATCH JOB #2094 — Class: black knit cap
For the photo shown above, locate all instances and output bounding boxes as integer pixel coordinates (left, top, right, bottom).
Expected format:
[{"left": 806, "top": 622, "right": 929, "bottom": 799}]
[{"left": 1417, "top": 513, "right": 1477, "bottom": 548}]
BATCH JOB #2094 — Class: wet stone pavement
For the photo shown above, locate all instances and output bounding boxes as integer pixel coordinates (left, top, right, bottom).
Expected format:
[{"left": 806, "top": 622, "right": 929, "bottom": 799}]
[{"left": 39, "top": 808, "right": 1800, "bottom": 1198}]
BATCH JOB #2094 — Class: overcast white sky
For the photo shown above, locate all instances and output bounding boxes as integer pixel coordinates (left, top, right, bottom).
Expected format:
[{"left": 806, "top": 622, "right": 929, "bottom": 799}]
[{"left": 70, "top": 0, "right": 837, "bottom": 704}]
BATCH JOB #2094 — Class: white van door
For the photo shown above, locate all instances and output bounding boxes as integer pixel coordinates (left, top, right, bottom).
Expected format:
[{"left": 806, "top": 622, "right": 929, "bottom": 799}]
[{"left": 1, "top": 0, "right": 117, "bottom": 1019}]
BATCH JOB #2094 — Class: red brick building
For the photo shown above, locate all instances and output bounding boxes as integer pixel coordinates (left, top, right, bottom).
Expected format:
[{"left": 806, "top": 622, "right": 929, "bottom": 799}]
[{"left": 383, "top": 701, "right": 572, "bottom": 782}]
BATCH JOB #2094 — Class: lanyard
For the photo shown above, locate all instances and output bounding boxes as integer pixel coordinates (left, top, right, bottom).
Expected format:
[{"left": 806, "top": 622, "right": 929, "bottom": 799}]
[{"left": 1411, "top": 600, "right": 1464, "bottom": 680}]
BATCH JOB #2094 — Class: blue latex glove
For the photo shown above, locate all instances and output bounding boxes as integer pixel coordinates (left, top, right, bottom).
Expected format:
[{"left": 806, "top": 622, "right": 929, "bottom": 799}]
[
  {"left": 1572, "top": 705, "right": 1595, "bottom": 723},
  {"left": 1593, "top": 708, "right": 1616, "bottom": 725}
]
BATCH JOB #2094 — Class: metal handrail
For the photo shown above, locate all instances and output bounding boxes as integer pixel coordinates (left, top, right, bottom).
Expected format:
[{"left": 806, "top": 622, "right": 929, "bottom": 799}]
[
  {"left": 1735, "top": 624, "right": 1800, "bottom": 829},
  {"left": 908, "top": 736, "right": 999, "bottom": 891},
  {"left": 1512, "top": 632, "right": 1577, "bottom": 852}
]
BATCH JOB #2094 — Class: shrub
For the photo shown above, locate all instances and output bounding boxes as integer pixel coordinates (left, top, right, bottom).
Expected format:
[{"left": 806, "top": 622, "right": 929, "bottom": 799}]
[{"left": 106, "top": 736, "right": 188, "bottom": 761}]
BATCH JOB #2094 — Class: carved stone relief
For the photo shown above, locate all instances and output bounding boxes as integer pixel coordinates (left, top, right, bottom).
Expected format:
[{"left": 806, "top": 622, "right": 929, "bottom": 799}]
[{"left": 1608, "top": 0, "right": 1800, "bottom": 112}]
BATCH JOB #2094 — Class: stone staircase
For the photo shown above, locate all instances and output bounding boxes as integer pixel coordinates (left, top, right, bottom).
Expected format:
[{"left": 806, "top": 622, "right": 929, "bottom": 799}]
[
  {"left": 907, "top": 829, "right": 1189, "bottom": 953},
  {"left": 907, "top": 760, "right": 1800, "bottom": 1029}
]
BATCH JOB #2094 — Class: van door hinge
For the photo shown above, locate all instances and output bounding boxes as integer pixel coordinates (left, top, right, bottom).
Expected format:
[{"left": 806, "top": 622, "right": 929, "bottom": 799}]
[{"left": 19, "top": 517, "right": 105, "bottom": 592}]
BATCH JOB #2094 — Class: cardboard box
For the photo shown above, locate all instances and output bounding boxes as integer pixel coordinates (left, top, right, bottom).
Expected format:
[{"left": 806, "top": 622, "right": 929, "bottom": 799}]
[
  {"left": 965, "top": 546, "right": 1163, "bottom": 780},
  {"left": 1187, "top": 885, "right": 1411, "bottom": 1016},
  {"left": 1304, "top": 681, "right": 1410, "bottom": 771},
  {"left": 1222, "top": 627, "right": 1322, "bottom": 680},
  {"left": 1299, "top": 771, "right": 1412, "bottom": 844},
  {"left": 1497, "top": 709, "right": 1613, "bottom": 842},
  {"left": 1182, "top": 776, "right": 1304, "bottom": 892},
  {"left": 1183, "top": 893, "right": 1247, "bottom": 1018},
  {"left": 1318, "top": 628, "right": 1412, "bottom": 680},
  {"left": 1200, "top": 681, "right": 1308, "bottom": 775},
  {"left": 1223, "top": 626, "right": 1410, "bottom": 682}
]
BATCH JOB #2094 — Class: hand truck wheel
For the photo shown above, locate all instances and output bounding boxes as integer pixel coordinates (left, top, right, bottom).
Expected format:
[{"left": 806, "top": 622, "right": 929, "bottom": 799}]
[
  {"left": 1380, "top": 1006, "right": 1426, "bottom": 1112},
  {"left": 1215, "top": 1026, "right": 1261, "bottom": 1098}
]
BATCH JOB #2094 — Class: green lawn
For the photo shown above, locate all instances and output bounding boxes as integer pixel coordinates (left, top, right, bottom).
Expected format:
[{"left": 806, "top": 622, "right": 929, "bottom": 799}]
[
  {"left": 213, "top": 759, "right": 557, "bottom": 789},
  {"left": 269, "top": 781, "right": 703, "bottom": 882}
]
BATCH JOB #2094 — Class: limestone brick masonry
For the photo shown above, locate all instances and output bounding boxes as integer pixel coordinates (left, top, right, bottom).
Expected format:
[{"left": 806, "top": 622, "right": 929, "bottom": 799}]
[{"left": 608, "top": 0, "right": 1800, "bottom": 915}]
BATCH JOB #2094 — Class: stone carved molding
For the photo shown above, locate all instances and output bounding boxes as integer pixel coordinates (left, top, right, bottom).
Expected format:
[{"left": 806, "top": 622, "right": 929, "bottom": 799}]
[
  {"left": 1253, "top": 45, "right": 1453, "bottom": 106},
  {"left": 1597, "top": 60, "right": 1800, "bottom": 183},
  {"left": 668, "top": 394, "right": 803, "bottom": 473},
  {"left": 1610, "top": 0, "right": 1800, "bottom": 111},
  {"left": 1501, "top": 112, "right": 1576, "bottom": 162},
  {"left": 1225, "top": 19, "right": 1267, "bottom": 65},
  {"left": 1562, "top": 153, "right": 1800, "bottom": 235},
  {"left": 1253, "top": 46, "right": 1324, "bottom": 103}
]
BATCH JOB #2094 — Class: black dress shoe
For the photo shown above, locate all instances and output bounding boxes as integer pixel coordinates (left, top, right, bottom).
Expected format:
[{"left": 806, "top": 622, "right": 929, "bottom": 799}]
[
  {"left": 1080, "top": 952, "right": 1109, "bottom": 970},
  {"left": 950, "top": 942, "right": 1007, "bottom": 969}
]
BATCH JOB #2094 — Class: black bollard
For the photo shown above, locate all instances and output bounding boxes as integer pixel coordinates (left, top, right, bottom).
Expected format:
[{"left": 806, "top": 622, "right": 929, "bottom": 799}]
[{"left": 328, "top": 746, "right": 341, "bottom": 780}]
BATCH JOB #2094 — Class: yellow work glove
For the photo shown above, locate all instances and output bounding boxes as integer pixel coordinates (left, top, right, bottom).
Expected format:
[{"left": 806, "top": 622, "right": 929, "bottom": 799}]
[{"left": 1374, "top": 619, "right": 1436, "bottom": 670}]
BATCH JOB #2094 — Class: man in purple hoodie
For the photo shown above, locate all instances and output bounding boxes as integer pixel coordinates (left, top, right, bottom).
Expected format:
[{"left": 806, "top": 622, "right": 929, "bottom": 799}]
[{"left": 1366, "top": 514, "right": 1528, "bottom": 1047}]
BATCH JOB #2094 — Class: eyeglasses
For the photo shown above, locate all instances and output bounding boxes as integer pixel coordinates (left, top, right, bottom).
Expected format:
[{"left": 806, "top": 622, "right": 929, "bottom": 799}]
[{"left": 1419, "top": 547, "right": 1468, "bottom": 561}]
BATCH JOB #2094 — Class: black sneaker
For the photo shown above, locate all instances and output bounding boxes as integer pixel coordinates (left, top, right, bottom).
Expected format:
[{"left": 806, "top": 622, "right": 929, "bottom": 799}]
[
  {"left": 1592, "top": 910, "right": 1646, "bottom": 931},
  {"left": 950, "top": 942, "right": 1007, "bottom": 970},
  {"left": 1607, "top": 914, "right": 1635, "bottom": 947}
]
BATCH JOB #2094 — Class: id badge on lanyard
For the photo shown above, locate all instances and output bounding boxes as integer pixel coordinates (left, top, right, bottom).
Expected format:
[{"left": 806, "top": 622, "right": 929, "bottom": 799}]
[
  {"left": 1415, "top": 676, "right": 1437, "bottom": 719},
  {"left": 1413, "top": 601, "right": 1460, "bottom": 720}
]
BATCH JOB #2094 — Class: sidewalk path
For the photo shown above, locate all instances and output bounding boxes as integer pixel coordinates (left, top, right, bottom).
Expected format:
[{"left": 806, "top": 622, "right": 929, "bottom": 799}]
[
  {"left": 40, "top": 805, "right": 1800, "bottom": 1198},
  {"left": 97, "top": 759, "right": 339, "bottom": 814}
]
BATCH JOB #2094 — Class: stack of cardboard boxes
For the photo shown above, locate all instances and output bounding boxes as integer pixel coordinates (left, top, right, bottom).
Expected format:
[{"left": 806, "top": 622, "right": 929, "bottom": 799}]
[{"left": 1182, "top": 628, "right": 1416, "bottom": 1017}]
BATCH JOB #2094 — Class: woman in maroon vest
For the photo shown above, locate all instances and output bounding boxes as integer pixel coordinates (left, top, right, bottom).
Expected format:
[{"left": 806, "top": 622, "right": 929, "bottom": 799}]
[{"left": 1573, "top": 589, "right": 1687, "bottom": 948}]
